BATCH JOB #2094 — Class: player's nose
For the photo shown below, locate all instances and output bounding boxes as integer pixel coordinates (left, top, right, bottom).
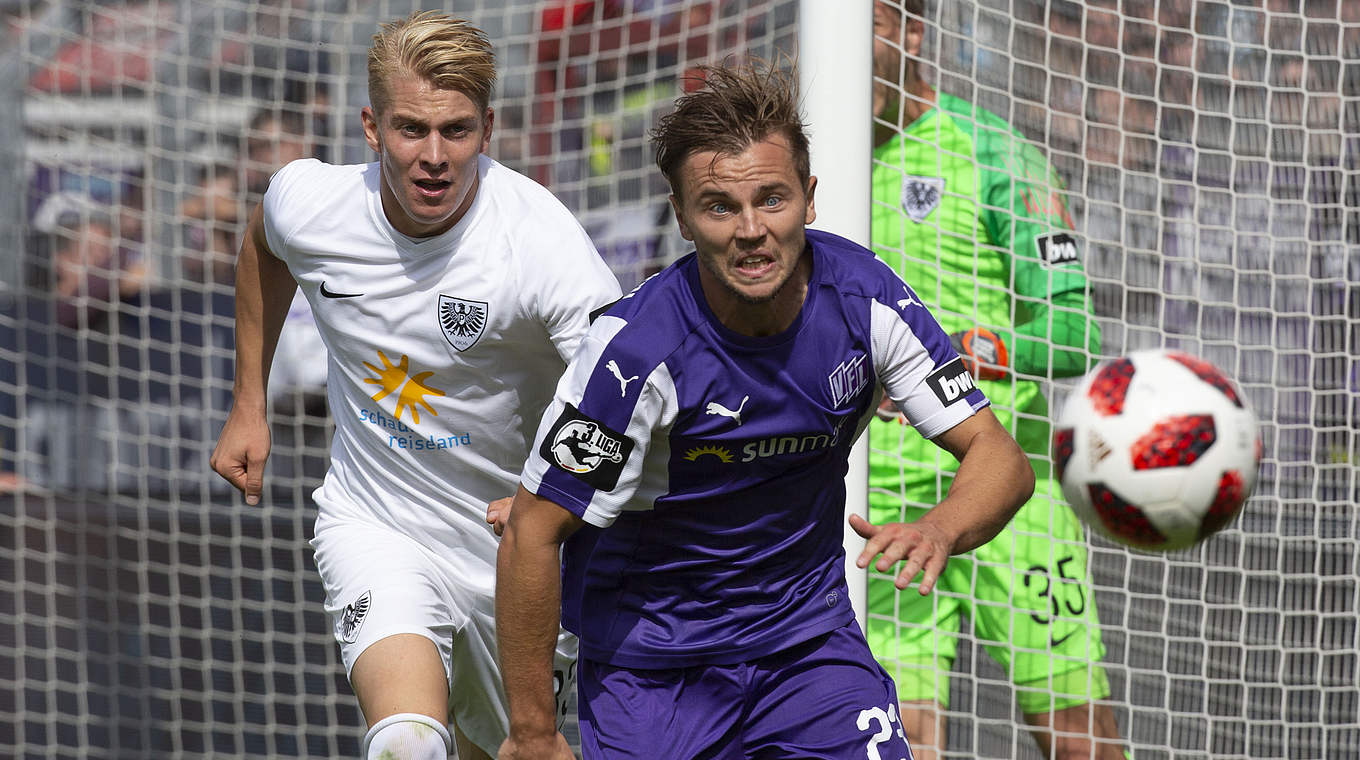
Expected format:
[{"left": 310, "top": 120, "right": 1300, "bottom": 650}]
[
  {"left": 734, "top": 207, "right": 766, "bottom": 240},
  {"left": 417, "top": 133, "right": 450, "bottom": 172}
]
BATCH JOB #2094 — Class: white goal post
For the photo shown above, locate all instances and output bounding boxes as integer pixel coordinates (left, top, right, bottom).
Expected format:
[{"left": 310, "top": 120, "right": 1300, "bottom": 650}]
[{"left": 2, "top": 1, "right": 1356, "bottom": 759}]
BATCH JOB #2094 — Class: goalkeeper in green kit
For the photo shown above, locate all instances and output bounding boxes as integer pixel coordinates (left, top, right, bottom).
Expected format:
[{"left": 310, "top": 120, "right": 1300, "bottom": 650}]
[{"left": 864, "top": 3, "right": 1128, "bottom": 759}]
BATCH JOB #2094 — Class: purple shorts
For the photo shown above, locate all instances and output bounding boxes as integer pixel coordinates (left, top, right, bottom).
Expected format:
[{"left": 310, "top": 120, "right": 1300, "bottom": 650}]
[{"left": 578, "top": 622, "right": 915, "bottom": 760}]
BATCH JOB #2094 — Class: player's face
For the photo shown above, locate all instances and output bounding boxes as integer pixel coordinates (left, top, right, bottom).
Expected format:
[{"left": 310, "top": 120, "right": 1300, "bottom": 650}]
[
  {"left": 362, "top": 71, "right": 493, "bottom": 238},
  {"left": 669, "top": 134, "right": 817, "bottom": 336},
  {"left": 872, "top": 2, "right": 923, "bottom": 119},
  {"left": 872, "top": 3, "right": 903, "bottom": 89}
]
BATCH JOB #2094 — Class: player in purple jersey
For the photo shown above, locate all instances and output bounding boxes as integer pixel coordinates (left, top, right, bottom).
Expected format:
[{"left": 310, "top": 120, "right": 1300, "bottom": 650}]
[{"left": 496, "top": 62, "right": 1035, "bottom": 760}]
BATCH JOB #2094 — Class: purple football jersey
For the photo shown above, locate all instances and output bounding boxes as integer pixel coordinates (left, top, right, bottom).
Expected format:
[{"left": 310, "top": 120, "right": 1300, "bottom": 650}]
[{"left": 520, "top": 228, "right": 987, "bottom": 668}]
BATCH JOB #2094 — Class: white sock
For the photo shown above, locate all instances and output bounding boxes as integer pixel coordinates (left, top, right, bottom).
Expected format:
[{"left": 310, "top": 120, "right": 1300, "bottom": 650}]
[{"left": 361, "top": 713, "right": 452, "bottom": 760}]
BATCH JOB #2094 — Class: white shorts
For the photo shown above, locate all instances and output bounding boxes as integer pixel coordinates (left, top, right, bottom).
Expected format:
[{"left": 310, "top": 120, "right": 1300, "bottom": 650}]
[{"left": 311, "top": 520, "right": 578, "bottom": 754}]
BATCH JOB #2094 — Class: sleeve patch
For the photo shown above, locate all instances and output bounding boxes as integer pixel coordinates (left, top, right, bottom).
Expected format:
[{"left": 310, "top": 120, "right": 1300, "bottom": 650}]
[
  {"left": 926, "top": 357, "right": 977, "bottom": 406},
  {"left": 539, "top": 403, "right": 635, "bottom": 491},
  {"left": 1034, "top": 231, "right": 1080, "bottom": 267}
]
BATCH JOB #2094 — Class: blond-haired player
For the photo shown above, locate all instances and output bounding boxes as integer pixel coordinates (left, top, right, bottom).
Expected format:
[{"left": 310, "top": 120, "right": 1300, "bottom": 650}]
[{"left": 211, "top": 11, "right": 620, "bottom": 759}]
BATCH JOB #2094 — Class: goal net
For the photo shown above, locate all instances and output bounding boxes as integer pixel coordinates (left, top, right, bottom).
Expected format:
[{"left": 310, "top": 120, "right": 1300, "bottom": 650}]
[{"left": 0, "top": 1, "right": 1354, "bottom": 758}]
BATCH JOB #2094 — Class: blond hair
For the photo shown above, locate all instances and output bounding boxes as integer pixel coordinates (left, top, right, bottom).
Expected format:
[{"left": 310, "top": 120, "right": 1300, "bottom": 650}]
[{"left": 368, "top": 11, "right": 496, "bottom": 114}]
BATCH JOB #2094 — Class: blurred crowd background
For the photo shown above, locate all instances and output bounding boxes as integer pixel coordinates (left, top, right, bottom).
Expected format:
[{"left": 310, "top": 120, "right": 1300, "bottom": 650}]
[{"left": 0, "top": 1, "right": 1355, "bottom": 758}]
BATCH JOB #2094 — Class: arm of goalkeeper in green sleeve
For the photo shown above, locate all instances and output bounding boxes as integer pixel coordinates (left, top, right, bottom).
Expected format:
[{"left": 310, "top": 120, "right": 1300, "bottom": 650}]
[
  {"left": 949, "top": 291, "right": 1098, "bottom": 382},
  {"left": 1009, "top": 287, "right": 1102, "bottom": 379}
]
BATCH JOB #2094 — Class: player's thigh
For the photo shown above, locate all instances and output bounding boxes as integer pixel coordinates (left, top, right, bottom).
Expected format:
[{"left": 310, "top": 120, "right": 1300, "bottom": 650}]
[
  {"left": 577, "top": 658, "right": 746, "bottom": 760},
  {"left": 865, "top": 500, "right": 968, "bottom": 707},
  {"left": 745, "top": 623, "right": 914, "bottom": 760},
  {"left": 313, "top": 523, "right": 460, "bottom": 674},
  {"left": 970, "top": 486, "right": 1110, "bottom": 712},
  {"left": 1023, "top": 700, "right": 1125, "bottom": 760},
  {"left": 896, "top": 700, "right": 945, "bottom": 760},
  {"left": 350, "top": 633, "right": 449, "bottom": 726}
]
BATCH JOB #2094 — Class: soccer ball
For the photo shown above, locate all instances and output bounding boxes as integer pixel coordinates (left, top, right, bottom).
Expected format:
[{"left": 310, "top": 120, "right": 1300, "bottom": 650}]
[{"left": 1053, "top": 349, "right": 1261, "bottom": 552}]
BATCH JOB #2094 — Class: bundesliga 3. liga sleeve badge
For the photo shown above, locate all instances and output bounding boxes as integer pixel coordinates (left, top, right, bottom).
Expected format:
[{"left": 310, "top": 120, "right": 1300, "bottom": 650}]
[
  {"left": 438, "top": 294, "right": 488, "bottom": 352},
  {"left": 540, "top": 404, "right": 634, "bottom": 491}
]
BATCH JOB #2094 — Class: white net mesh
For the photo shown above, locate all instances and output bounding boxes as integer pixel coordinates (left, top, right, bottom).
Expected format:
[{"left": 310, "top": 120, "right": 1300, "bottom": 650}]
[{"left": 1, "top": 1, "right": 1356, "bottom": 758}]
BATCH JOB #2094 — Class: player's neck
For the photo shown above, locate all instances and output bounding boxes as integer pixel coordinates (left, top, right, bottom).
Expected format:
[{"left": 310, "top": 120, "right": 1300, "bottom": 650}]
[
  {"left": 701, "top": 251, "right": 812, "bottom": 338},
  {"left": 874, "top": 80, "right": 937, "bottom": 147}
]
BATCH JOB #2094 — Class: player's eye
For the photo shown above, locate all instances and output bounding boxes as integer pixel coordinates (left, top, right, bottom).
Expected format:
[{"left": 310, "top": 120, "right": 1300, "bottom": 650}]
[
  {"left": 709, "top": 202, "right": 729, "bottom": 215},
  {"left": 762, "top": 195, "right": 782, "bottom": 208}
]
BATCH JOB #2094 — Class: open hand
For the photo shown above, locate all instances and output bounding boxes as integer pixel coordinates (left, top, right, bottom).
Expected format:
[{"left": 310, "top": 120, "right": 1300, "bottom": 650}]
[{"left": 848, "top": 513, "right": 953, "bottom": 595}]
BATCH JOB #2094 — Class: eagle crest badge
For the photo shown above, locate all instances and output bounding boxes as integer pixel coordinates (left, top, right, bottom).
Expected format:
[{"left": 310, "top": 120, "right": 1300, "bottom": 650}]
[
  {"left": 338, "top": 590, "right": 371, "bottom": 644},
  {"left": 438, "top": 295, "right": 488, "bottom": 352},
  {"left": 900, "top": 176, "right": 946, "bottom": 223}
]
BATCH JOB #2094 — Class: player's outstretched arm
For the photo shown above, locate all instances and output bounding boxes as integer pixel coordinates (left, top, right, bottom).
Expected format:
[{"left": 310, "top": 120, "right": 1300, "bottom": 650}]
[
  {"left": 209, "top": 203, "right": 298, "bottom": 506},
  {"left": 497, "top": 485, "right": 583, "bottom": 760},
  {"left": 851, "top": 407, "right": 1032, "bottom": 593}
]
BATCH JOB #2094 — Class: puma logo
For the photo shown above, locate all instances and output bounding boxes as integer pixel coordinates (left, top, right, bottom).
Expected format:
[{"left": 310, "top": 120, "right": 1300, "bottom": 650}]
[
  {"left": 705, "top": 395, "right": 749, "bottom": 426},
  {"left": 605, "top": 360, "right": 639, "bottom": 397},
  {"left": 896, "top": 286, "right": 921, "bottom": 311}
]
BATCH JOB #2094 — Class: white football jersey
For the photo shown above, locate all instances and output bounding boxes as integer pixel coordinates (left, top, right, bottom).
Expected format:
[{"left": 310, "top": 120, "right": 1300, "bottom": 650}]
[{"left": 263, "top": 156, "right": 621, "bottom": 558}]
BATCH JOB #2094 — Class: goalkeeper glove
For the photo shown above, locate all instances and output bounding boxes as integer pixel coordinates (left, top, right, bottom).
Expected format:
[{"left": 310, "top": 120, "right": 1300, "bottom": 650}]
[{"left": 950, "top": 327, "right": 1009, "bottom": 381}]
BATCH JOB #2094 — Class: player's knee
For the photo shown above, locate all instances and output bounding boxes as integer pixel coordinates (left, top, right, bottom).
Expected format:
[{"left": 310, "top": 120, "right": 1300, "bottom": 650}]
[{"left": 362, "top": 713, "right": 451, "bottom": 760}]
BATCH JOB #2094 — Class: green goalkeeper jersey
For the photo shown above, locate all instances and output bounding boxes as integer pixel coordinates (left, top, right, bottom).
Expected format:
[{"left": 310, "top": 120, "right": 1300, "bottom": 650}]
[{"left": 869, "top": 92, "right": 1100, "bottom": 495}]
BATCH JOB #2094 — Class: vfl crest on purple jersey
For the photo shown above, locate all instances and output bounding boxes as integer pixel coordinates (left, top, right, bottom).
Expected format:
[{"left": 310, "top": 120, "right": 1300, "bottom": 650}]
[{"left": 828, "top": 354, "right": 870, "bottom": 409}]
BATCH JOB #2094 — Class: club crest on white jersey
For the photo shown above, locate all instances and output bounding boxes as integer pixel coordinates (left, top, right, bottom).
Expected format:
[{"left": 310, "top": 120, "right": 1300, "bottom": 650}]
[
  {"left": 438, "top": 295, "right": 488, "bottom": 352},
  {"left": 901, "top": 175, "right": 945, "bottom": 223},
  {"left": 338, "top": 590, "right": 371, "bottom": 644}
]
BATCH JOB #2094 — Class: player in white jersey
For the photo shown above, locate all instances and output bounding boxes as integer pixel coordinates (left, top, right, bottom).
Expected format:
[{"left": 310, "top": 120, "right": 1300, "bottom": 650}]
[{"left": 210, "top": 12, "right": 621, "bottom": 760}]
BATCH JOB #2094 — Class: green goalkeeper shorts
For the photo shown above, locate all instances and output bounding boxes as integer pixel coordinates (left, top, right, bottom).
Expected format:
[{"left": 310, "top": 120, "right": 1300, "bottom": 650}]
[{"left": 864, "top": 476, "right": 1111, "bottom": 715}]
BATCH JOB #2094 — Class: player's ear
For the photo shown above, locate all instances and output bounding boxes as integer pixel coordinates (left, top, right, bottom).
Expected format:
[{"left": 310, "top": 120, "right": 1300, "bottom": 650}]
[
  {"left": 904, "top": 16, "right": 925, "bottom": 57},
  {"left": 480, "top": 107, "right": 495, "bottom": 153},
  {"left": 669, "top": 194, "right": 694, "bottom": 241},
  {"left": 803, "top": 176, "right": 817, "bottom": 226},
  {"left": 361, "top": 106, "right": 381, "bottom": 154}
]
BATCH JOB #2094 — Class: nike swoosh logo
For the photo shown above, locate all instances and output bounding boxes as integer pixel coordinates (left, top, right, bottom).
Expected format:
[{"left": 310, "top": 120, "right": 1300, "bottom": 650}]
[
  {"left": 320, "top": 282, "right": 362, "bottom": 299},
  {"left": 1050, "top": 630, "right": 1077, "bottom": 648}
]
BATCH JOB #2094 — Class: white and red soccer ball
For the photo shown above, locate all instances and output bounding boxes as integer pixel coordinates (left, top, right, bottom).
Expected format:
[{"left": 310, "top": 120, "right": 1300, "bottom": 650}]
[{"left": 1053, "top": 349, "right": 1262, "bottom": 552}]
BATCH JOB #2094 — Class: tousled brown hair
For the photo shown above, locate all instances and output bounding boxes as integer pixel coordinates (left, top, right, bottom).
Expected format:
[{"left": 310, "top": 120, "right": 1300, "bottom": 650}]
[{"left": 650, "top": 61, "right": 810, "bottom": 196}]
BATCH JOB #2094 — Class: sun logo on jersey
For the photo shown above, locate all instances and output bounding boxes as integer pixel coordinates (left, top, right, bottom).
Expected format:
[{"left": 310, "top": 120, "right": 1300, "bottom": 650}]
[
  {"left": 438, "top": 295, "right": 488, "bottom": 352},
  {"left": 362, "top": 350, "right": 446, "bottom": 424},
  {"left": 683, "top": 444, "right": 734, "bottom": 463}
]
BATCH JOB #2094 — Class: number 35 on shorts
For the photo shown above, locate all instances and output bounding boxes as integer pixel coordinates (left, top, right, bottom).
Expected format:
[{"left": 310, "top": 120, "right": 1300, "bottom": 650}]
[{"left": 858, "top": 700, "right": 912, "bottom": 760}]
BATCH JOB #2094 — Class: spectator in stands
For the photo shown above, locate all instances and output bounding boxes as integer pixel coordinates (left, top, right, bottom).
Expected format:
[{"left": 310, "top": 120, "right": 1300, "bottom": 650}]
[
  {"left": 531, "top": 1, "right": 726, "bottom": 289},
  {"left": 180, "top": 162, "right": 244, "bottom": 286},
  {"left": 867, "top": 4, "right": 1124, "bottom": 759},
  {"left": 244, "top": 107, "right": 314, "bottom": 202},
  {"left": 36, "top": 193, "right": 146, "bottom": 330},
  {"left": 238, "top": 106, "right": 329, "bottom": 408}
]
